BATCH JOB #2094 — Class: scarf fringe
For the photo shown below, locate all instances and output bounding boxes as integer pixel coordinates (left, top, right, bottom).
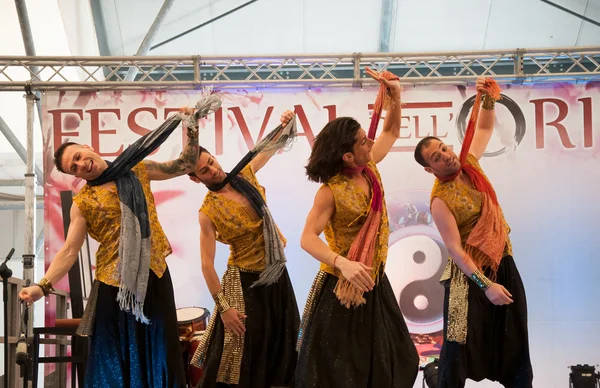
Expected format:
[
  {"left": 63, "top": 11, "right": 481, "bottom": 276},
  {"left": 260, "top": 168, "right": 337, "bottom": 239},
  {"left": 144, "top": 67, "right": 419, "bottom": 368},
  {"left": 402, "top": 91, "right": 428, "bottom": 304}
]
[
  {"left": 464, "top": 245, "right": 501, "bottom": 282},
  {"left": 333, "top": 278, "right": 367, "bottom": 309},
  {"left": 181, "top": 92, "right": 223, "bottom": 130},
  {"left": 251, "top": 261, "right": 286, "bottom": 288},
  {"left": 256, "top": 116, "right": 298, "bottom": 154},
  {"left": 117, "top": 285, "right": 150, "bottom": 324},
  {"left": 333, "top": 257, "right": 385, "bottom": 309}
]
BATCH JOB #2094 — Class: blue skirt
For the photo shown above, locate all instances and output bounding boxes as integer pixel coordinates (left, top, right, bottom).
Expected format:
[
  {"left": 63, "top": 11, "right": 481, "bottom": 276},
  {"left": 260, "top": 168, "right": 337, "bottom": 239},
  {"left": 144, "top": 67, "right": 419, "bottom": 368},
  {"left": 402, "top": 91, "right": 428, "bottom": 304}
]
[{"left": 84, "top": 267, "right": 186, "bottom": 388}]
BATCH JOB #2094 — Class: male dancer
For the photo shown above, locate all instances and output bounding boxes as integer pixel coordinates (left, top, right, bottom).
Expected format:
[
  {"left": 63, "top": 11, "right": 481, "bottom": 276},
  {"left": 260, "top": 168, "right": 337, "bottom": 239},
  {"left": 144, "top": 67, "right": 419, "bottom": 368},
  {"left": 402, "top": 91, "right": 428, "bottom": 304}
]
[
  {"left": 297, "top": 69, "right": 419, "bottom": 388},
  {"left": 20, "top": 99, "right": 220, "bottom": 387},
  {"left": 189, "top": 110, "right": 299, "bottom": 387},
  {"left": 413, "top": 77, "right": 533, "bottom": 387}
]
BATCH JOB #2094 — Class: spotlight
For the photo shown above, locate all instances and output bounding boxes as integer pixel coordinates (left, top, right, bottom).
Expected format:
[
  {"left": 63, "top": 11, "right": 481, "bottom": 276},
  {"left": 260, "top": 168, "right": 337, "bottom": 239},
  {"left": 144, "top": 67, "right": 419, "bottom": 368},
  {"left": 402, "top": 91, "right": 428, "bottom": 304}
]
[
  {"left": 420, "top": 359, "right": 439, "bottom": 388},
  {"left": 569, "top": 364, "right": 599, "bottom": 388}
]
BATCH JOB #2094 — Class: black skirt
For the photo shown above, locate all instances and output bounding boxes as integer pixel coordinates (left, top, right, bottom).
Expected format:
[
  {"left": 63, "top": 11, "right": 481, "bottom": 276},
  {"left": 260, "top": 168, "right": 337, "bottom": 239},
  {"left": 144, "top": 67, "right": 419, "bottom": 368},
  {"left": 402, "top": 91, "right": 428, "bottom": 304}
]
[
  {"left": 84, "top": 267, "right": 186, "bottom": 388},
  {"left": 198, "top": 268, "right": 300, "bottom": 388},
  {"left": 296, "top": 272, "right": 419, "bottom": 388},
  {"left": 438, "top": 255, "right": 534, "bottom": 388}
]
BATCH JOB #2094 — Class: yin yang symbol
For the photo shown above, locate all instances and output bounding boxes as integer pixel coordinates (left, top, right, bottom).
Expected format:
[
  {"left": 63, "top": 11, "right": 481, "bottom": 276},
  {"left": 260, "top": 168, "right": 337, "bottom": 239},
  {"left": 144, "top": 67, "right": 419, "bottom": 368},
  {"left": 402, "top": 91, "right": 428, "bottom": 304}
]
[{"left": 386, "top": 225, "right": 448, "bottom": 334}]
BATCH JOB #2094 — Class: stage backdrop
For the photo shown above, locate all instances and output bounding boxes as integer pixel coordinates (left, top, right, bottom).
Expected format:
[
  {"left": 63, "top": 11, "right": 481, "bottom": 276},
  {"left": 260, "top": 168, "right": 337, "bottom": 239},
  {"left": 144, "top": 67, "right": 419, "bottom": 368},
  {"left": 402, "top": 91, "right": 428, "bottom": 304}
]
[{"left": 42, "top": 83, "right": 600, "bottom": 387}]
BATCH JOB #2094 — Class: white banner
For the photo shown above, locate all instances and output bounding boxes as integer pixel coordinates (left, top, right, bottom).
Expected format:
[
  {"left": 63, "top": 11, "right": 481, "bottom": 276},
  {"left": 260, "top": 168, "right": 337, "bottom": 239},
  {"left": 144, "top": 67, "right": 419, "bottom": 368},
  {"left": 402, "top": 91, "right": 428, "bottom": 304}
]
[{"left": 43, "top": 83, "right": 600, "bottom": 385}]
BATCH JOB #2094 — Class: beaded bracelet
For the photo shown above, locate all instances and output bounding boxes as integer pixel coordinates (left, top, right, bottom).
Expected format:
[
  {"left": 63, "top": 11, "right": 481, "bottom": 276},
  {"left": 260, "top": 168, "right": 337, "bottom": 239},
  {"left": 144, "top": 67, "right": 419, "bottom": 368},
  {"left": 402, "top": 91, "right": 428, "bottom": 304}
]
[
  {"left": 482, "top": 94, "right": 496, "bottom": 110},
  {"left": 470, "top": 269, "right": 492, "bottom": 291}
]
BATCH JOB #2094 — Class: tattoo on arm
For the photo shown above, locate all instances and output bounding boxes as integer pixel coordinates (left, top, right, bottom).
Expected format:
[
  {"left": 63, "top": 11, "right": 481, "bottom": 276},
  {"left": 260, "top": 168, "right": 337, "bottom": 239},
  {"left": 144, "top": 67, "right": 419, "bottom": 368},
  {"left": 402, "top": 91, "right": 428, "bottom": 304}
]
[{"left": 146, "top": 134, "right": 199, "bottom": 178}]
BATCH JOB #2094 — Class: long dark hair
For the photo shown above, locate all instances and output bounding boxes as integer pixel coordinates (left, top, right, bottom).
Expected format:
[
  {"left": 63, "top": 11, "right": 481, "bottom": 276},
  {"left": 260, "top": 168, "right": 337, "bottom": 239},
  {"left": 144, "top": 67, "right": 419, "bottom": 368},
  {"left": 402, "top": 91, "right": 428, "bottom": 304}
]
[{"left": 305, "top": 117, "right": 361, "bottom": 183}]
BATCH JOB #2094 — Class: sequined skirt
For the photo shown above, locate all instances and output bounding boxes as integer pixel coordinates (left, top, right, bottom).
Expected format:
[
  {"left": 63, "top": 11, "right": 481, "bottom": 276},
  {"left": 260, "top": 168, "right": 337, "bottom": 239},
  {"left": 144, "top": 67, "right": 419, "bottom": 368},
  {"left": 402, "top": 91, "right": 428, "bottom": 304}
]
[
  {"left": 296, "top": 272, "right": 419, "bottom": 388},
  {"left": 197, "top": 268, "right": 299, "bottom": 388},
  {"left": 84, "top": 267, "right": 186, "bottom": 388},
  {"left": 438, "top": 255, "right": 533, "bottom": 388}
]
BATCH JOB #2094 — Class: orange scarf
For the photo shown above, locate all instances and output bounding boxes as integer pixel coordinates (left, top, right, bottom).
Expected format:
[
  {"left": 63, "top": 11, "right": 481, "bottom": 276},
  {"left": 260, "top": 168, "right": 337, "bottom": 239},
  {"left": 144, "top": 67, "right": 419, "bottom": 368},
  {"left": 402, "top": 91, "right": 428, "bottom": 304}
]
[{"left": 436, "top": 80, "right": 505, "bottom": 279}]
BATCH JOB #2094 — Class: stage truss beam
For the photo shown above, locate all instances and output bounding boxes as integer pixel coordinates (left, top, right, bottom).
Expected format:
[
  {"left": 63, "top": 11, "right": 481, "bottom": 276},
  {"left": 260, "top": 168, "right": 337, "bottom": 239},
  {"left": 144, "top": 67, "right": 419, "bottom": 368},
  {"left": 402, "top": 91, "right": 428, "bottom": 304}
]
[{"left": 0, "top": 47, "right": 599, "bottom": 91}]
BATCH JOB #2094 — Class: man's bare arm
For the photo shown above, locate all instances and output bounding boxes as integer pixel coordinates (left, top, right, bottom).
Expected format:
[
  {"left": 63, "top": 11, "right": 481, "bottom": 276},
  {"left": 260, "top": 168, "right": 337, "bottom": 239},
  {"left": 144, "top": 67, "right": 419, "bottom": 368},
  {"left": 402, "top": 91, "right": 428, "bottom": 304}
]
[
  {"left": 300, "top": 186, "right": 338, "bottom": 266},
  {"left": 468, "top": 77, "right": 497, "bottom": 160},
  {"left": 431, "top": 197, "right": 513, "bottom": 305},
  {"left": 249, "top": 110, "right": 295, "bottom": 173},
  {"left": 145, "top": 127, "right": 199, "bottom": 181},
  {"left": 199, "top": 212, "right": 221, "bottom": 297},
  {"left": 41, "top": 203, "right": 87, "bottom": 285}
]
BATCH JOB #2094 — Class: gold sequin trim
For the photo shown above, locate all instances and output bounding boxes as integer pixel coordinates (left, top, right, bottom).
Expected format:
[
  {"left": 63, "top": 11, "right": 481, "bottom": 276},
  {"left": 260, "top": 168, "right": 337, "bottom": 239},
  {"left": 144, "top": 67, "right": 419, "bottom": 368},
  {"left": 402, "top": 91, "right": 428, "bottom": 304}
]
[
  {"left": 296, "top": 270, "right": 328, "bottom": 351},
  {"left": 76, "top": 280, "right": 100, "bottom": 337},
  {"left": 442, "top": 260, "right": 469, "bottom": 344},
  {"left": 191, "top": 266, "right": 246, "bottom": 384}
]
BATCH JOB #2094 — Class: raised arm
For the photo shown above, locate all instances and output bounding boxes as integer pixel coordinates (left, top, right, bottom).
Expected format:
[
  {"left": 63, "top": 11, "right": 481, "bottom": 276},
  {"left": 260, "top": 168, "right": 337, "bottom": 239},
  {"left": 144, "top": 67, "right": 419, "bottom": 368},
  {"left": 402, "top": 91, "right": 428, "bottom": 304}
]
[
  {"left": 368, "top": 69, "right": 402, "bottom": 164},
  {"left": 19, "top": 203, "right": 87, "bottom": 303},
  {"left": 199, "top": 211, "right": 246, "bottom": 336},
  {"left": 249, "top": 110, "right": 295, "bottom": 173},
  {"left": 300, "top": 186, "right": 374, "bottom": 292},
  {"left": 468, "top": 77, "right": 497, "bottom": 160},
  {"left": 430, "top": 197, "right": 512, "bottom": 305},
  {"left": 145, "top": 123, "right": 199, "bottom": 181}
]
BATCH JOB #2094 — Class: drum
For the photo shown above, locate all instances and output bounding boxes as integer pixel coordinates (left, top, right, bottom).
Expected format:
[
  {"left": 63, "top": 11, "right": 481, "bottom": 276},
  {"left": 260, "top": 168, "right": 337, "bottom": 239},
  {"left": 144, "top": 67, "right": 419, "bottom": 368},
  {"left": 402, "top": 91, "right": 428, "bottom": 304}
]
[{"left": 176, "top": 307, "right": 210, "bottom": 342}]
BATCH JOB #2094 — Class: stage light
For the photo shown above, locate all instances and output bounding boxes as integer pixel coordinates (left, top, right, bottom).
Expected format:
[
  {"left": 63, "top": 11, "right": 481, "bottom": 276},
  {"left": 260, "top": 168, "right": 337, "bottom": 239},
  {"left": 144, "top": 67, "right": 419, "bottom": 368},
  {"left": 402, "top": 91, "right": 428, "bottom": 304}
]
[
  {"left": 569, "top": 364, "right": 599, "bottom": 388},
  {"left": 421, "top": 359, "right": 439, "bottom": 388}
]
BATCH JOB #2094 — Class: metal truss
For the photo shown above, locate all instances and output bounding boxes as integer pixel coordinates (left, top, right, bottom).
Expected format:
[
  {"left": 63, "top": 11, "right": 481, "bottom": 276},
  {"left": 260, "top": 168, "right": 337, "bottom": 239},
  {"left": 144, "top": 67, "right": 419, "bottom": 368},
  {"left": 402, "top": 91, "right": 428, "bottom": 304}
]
[{"left": 0, "top": 46, "right": 599, "bottom": 91}]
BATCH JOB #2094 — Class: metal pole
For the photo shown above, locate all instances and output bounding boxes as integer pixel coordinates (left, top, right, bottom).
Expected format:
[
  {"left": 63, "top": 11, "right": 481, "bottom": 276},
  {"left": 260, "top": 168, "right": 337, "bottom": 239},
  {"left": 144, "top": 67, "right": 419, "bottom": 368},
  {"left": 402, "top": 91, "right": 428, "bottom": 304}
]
[
  {"left": 150, "top": 0, "right": 258, "bottom": 51},
  {"left": 0, "top": 179, "right": 25, "bottom": 186},
  {"left": 0, "top": 202, "right": 43, "bottom": 211},
  {"left": 378, "top": 0, "right": 398, "bottom": 52},
  {"left": 14, "top": 1, "right": 36, "bottom": 57},
  {"left": 0, "top": 116, "right": 43, "bottom": 179},
  {"left": 23, "top": 89, "right": 38, "bottom": 286},
  {"left": 35, "top": 229, "right": 44, "bottom": 258},
  {"left": 125, "top": 0, "right": 175, "bottom": 81},
  {"left": 15, "top": 0, "right": 44, "bottom": 147}
]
